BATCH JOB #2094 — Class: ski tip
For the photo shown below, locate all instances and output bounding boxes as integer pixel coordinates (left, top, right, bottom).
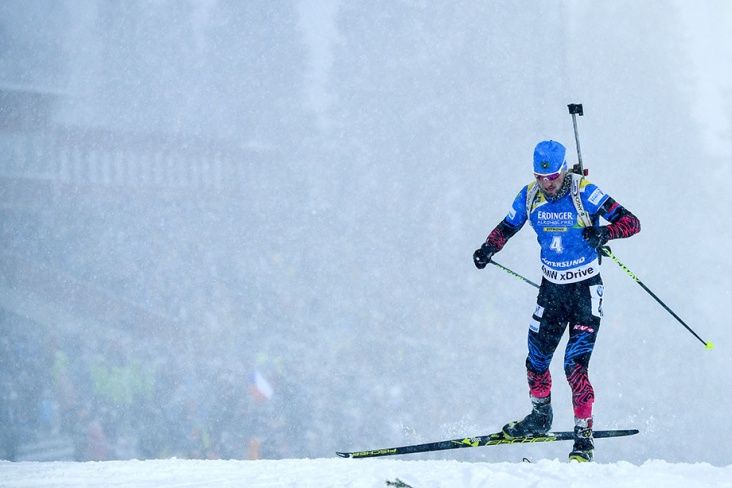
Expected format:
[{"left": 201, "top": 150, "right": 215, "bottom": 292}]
[
  {"left": 336, "top": 452, "right": 352, "bottom": 458},
  {"left": 705, "top": 341, "right": 714, "bottom": 350},
  {"left": 608, "top": 428, "right": 639, "bottom": 436},
  {"left": 591, "top": 428, "right": 640, "bottom": 439}
]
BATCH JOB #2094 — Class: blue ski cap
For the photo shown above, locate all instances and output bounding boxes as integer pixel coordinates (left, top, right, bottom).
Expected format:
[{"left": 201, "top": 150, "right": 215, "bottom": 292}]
[{"left": 533, "top": 140, "right": 568, "bottom": 175}]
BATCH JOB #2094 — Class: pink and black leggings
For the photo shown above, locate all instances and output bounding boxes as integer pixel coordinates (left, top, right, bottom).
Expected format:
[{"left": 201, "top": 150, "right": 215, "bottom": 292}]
[{"left": 525, "top": 275, "right": 603, "bottom": 420}]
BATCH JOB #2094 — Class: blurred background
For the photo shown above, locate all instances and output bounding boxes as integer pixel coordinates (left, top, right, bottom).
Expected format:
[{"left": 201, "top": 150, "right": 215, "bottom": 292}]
[{"left": 1, "top": 1, "right": 730, "bottom": 465}]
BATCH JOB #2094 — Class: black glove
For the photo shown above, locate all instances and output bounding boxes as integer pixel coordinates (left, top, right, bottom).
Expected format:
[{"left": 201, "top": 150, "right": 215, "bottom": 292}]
[
  {"left": 473, "top": 243, "right": 496, "bottom": 269},
  {"left": 582, "top": 226, "right": 611, "bottom": 249}
]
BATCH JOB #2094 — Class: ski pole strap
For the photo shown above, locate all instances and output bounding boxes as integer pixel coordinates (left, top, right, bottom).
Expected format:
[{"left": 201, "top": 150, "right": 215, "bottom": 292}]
[
  {"left": 600, "top": 247, "right": 713, "bottom": 350},
  {"left": 490, "top": 260, "right": 540, "bottom": 289}
]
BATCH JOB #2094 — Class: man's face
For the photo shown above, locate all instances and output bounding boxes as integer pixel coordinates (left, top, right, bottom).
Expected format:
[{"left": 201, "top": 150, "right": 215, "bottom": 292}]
[{"left": 534, "top": 169, "right": 567, "bottom": 197}]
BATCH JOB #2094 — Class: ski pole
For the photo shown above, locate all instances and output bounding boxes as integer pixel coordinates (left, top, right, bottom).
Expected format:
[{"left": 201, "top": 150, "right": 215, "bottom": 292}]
[
  {"left": 600, "top": 247, "right": 713, "bottom": 350},
  {"left": 490, "top": 260, "right": 540, "bottom": 289}
]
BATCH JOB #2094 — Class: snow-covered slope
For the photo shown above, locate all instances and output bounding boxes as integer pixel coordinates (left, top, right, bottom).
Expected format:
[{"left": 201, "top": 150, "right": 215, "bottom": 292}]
[{"left": 1, "top": 458, "right": 730, "bottom": 488}]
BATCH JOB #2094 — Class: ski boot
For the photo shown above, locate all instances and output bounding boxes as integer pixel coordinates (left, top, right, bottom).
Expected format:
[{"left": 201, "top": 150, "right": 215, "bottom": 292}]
[
  {"left": 502, "top": 397, "right": 553, "bottom": 438},
  {"left": 568, "top": 418, "right": 594, "bottom": 462}
]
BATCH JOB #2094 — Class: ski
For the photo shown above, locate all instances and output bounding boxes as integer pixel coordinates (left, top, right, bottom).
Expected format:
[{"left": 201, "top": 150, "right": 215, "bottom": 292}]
[{"left": 336, "top": 429, "right": 639, "bottom": 459}]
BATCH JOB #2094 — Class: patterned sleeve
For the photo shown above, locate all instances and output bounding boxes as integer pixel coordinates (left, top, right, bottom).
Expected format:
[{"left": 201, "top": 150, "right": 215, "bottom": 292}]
[
  {"left": 599, "top": 197, "right": 641, "bottom": 240},
  {"left": 582, "top": 180, "right": 640, "bottom": 240},
  {"left": 483, "top": 186, "right": 528, "bottom": 252}
]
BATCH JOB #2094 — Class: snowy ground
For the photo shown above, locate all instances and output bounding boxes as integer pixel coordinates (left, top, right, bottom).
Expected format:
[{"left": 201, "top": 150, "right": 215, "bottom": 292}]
[{"left": 1, "top": 458, "right": 730, "bottom": 488}]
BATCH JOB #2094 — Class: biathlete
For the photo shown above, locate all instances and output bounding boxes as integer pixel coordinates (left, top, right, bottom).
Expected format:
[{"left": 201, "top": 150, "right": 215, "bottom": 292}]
[{"left": 473, "top": 140, "right": 641, "bottom": 462}]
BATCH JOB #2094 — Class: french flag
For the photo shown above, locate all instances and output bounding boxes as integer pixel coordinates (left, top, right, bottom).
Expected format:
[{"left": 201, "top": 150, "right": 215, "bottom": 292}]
[{"left": 248, "top": 369, "right": 274, "bottom": 402}]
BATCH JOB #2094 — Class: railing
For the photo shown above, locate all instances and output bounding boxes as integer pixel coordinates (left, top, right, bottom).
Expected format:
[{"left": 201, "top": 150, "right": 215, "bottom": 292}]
[{"left": 0, "top": 125, "right": 273, "bottom": 190}]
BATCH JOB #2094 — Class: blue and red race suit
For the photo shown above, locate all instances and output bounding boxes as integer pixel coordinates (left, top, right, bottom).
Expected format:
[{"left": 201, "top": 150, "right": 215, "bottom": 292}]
[
  {"left": 481, "top": 175, "right": 640, "bottom": 420},
  {"left": 489, "top": 177, "right": 639, "bottom": 283}
]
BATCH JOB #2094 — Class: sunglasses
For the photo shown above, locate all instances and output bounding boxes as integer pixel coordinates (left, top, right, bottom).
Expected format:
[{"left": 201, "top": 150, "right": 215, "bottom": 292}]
[{"left": 534, "top": 171, "right": 562, "bottom": 181}]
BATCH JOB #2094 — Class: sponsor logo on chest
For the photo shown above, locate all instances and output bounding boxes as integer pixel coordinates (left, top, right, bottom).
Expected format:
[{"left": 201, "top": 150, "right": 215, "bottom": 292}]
[{"left": 536, "top": 210, "right": 575, "bottom": 226}]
